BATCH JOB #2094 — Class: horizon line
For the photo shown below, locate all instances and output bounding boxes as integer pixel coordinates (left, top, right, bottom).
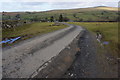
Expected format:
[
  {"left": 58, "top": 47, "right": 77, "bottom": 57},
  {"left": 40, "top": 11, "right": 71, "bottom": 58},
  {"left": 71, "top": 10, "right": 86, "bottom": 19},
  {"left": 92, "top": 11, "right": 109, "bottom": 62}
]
[{"left": 1, "top": 6, "right": 118, "bottom": 12}]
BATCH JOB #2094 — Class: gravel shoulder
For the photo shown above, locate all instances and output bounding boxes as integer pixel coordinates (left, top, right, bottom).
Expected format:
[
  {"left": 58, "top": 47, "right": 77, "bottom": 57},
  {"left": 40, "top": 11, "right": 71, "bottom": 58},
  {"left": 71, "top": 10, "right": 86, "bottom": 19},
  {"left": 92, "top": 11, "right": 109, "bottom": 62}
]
[{"left": 63, "top": 30, "right": 118, "bottom": 78}]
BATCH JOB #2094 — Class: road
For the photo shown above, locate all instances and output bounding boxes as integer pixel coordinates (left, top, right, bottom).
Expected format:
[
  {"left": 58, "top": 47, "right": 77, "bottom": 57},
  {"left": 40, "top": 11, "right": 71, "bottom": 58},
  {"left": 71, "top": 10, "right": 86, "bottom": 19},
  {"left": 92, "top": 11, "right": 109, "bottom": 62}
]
[{"left": 2, "top": 23, "right": 84, "bottom": 78}]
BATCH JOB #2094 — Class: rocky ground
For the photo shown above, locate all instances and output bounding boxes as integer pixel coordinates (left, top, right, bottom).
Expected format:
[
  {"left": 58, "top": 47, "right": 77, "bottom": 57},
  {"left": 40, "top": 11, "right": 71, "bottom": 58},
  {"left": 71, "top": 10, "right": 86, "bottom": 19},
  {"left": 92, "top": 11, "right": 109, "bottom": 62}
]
[{"left": 63, "top": 30, "right": 118, "bottom": 78}]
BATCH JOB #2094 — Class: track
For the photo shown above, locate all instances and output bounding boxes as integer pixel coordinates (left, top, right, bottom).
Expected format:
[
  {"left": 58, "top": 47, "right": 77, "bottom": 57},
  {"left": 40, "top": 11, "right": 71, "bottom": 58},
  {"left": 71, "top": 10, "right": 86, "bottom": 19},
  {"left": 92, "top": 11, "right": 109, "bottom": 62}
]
[{"left": 2, "top": 23, "right": 84, "bottom": 78}]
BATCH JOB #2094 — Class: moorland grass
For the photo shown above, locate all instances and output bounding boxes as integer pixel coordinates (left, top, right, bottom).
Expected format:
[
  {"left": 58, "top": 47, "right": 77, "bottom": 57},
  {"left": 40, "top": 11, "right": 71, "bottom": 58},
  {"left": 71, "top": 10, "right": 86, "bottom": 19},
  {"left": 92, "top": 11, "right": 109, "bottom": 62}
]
[
  {"left": 2, "top": 22, "right": 68, "bottom": 40},
  {"left": 68, "top": 22, "right": 118, "bottom": 56}
]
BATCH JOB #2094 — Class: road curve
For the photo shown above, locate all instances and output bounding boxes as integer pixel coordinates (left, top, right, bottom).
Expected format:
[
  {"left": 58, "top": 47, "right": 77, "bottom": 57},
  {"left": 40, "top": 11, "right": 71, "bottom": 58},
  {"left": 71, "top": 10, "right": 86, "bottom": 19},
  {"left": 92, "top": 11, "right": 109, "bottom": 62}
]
[{"left": 2, "top": 23, "right": 84, "bottom": 78}]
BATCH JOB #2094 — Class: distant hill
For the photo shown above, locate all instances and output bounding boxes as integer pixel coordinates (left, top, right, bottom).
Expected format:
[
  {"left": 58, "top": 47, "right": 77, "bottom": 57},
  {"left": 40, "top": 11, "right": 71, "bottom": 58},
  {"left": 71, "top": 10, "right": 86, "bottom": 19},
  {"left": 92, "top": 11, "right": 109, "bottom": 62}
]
[
  {"left": 2, "top": 6, "right": 119, "bottom": 22},
  {"left": 94, "top": 7, "right": 118, "bottom": 11}
]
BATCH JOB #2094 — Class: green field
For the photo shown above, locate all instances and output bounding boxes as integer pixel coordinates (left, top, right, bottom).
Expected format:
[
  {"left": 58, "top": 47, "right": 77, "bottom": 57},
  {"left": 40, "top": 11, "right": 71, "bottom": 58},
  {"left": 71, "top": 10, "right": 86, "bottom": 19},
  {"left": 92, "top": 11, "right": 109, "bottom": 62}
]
[
  {"left": 68, "top": 22, "right": 118, "bottom": 56},
  {"left": 2, "top": 22, "right": 68, "bottom": 40},
  {"left": 2, "top": 7, "right": 118, "bottom": 22}
]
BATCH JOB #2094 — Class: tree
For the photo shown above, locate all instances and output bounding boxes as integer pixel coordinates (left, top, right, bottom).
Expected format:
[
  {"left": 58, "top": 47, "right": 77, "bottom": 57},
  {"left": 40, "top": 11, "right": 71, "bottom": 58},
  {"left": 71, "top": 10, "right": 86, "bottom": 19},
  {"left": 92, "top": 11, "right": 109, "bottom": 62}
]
[
  {"left": 59, "top": 14, "right": 63, "bottom": 22},
  {"left": 50, "top": 16, "right": 54, "bottom": 22}
]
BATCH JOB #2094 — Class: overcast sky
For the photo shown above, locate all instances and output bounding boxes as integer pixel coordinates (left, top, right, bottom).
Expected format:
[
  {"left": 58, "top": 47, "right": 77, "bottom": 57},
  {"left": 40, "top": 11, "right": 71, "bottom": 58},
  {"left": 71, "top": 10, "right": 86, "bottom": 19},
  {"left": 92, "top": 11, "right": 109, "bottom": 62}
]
[{"left": 0, "top": 0, "right": 119, "bottom": 12}]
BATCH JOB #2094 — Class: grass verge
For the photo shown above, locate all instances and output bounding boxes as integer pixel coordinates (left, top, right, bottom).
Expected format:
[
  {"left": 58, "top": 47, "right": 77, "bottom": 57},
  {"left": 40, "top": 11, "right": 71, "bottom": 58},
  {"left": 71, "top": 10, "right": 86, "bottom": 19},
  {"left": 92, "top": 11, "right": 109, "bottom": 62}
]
[
  {"left": 68, "top": 22, "right": 118, "bottom": 56},
  {"left": 2, "top": 22, "right": 68, "bottom": 46}
]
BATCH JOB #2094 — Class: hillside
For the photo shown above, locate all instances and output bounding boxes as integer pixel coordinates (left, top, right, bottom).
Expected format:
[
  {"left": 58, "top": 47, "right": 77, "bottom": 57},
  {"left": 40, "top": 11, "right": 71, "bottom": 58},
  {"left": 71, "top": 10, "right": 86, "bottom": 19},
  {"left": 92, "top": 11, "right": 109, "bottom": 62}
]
[{"left": 2, "top": 6, "right": 119, "bottom": 22}]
